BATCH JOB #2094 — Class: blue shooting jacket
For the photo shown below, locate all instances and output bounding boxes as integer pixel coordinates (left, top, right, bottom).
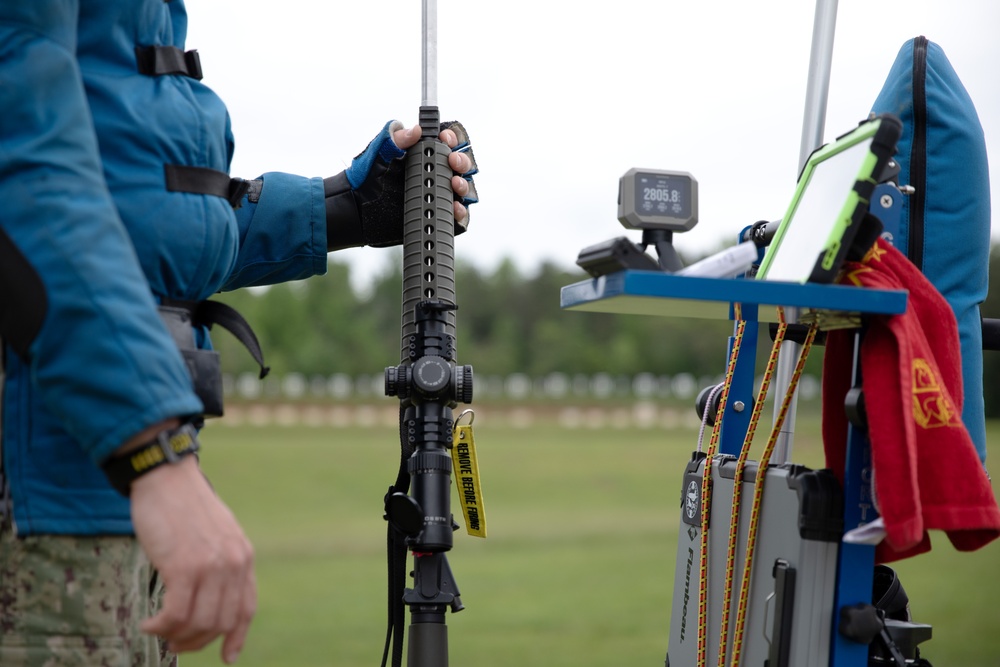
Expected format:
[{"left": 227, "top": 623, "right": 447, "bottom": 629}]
[{"left": 0, "top": 0, "right": 328, "bottom": 535}]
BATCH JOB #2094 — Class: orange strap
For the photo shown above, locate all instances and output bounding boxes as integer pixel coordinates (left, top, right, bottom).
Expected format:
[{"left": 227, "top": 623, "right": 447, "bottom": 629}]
[
  {"left": 728, "top": 310, "right": 818, "bottom": 666},
  {"left": 714, "top": 314, "right": 787, "bottom": 667},
  {"left": 696, "top": 304, "right": 746, "bottom": 667}
]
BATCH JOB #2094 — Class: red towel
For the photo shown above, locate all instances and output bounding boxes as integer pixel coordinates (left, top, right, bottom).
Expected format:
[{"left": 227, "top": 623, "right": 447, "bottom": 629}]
[{"left": 822, "top": 238, "right": 1000, "bottom": 563}]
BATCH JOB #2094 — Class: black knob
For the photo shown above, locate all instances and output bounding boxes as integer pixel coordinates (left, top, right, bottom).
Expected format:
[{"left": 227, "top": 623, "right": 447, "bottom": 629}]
[
  {"left": 384, "top": 366, "right": 398, "bottom": 396},
  {"left": 839, "top": 603, "right": 882, "bottom": 645},
  {"left": 384, "top": 365, "right": 411, "bottom": 398},
  {"left": 385, "top": 492, "right": 424, "bottom": 537},
  {"left": 412, "top": 356, "right": 451, "bottom": 396},
  {"left": 695, "top": 384, "right": 723, "bottom": 424},
  {"left": 454, "top": 365, "right": 474, "bottom": 404},
  {"left": 845, "top": 387, "right": 867, "bottom": 429}
]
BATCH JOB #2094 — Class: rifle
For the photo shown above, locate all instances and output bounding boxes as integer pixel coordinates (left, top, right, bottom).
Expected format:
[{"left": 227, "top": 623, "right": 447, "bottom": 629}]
[{"left": 381, "top": 2, "right": 473, "bottom": 665}]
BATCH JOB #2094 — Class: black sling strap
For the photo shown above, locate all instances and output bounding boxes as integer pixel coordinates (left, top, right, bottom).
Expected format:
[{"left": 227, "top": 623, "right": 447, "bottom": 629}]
[
  {"left": 381, "top": 403, "right": 417, "bottom": 667},
  {"left": 160, "top": 298, "right": 270, "bottom": 380},
  {"left": 135, "top": 45, "right": 203, "bottom": 80}
]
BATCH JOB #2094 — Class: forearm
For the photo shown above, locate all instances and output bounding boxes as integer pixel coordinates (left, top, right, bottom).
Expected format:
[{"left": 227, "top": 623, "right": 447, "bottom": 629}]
[{"left": 224, "top": 172, "right": 328, "bottom": 290}]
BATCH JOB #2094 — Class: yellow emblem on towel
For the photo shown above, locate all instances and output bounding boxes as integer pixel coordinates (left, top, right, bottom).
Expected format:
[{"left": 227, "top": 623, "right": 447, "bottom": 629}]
[{"left": 911, "top": 358, "right": 961, "bottom": 429}]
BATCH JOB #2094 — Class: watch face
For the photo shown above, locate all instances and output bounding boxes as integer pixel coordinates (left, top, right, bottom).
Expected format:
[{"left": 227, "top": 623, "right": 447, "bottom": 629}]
[{"left": 160, "top": 425, "right": 200, "bottom": 462}]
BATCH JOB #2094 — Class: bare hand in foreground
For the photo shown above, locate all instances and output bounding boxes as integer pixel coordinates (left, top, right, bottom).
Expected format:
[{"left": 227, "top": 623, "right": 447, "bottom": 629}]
[{"left": 130, "top": 455, "right": 256, "bottom": 664}]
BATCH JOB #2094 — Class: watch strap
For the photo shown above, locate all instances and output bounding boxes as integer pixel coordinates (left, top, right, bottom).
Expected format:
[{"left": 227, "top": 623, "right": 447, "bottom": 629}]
[{"left": 102, "top": 423, "right": 201, "bottom": 496}]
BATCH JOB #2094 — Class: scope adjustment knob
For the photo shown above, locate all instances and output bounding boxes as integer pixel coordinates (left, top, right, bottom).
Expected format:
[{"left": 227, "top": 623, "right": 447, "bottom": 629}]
[
  {"left": 384, "top": 365, "right": 412, "bottom": 398},
  {"left": 454, "top": 365, "right": 474, "bottom": 404},
  {"left": 412, "top": 355, "right": 451, "bottom": 397}
]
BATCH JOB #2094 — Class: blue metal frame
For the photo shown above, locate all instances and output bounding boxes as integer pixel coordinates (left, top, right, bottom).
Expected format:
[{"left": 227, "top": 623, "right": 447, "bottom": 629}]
[
  {"left": 827, "top": 182, "right": 903, "bottom": 667},
  {"left": 561, "top": 257, "right": 907, "bottom": 666},
  {"left": 831, "top": 418, "right": 879, "bottom": 664},
  {"left": 718, "top": 306, "right": 758, "bottom": 457},
  {"left": 561, "top": 271, "right": 907, "bottom": 322}
]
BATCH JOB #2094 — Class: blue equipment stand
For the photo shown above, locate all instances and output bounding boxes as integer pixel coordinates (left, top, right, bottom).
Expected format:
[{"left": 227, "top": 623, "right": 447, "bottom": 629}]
[{"left": 560, "top": 268, "right": 907, "bottom": 667}]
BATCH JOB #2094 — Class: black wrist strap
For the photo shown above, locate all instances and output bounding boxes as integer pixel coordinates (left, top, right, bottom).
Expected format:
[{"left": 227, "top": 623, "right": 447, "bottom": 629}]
[{"left": 102, "top": 423, "right": 201, "bottom": 497}]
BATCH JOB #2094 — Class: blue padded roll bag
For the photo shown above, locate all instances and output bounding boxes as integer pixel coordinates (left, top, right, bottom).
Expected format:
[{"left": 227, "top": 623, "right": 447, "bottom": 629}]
[{"left": 871, "top": 36, "right": 991, "bottom": 462}]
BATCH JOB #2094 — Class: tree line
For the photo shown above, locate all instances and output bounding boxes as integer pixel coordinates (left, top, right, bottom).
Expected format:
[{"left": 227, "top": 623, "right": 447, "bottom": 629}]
[
  {"left": 212, "top": 246, "right": 1000, "bottom": 415},
  {"left": 210, "top": 255, "right": 736, "bottom": 381}
]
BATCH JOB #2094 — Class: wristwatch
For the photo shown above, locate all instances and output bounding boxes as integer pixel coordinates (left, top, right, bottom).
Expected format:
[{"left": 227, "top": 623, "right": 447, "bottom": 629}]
[{"left": 102, "top": 422, "right": 201, "bottom": 496}]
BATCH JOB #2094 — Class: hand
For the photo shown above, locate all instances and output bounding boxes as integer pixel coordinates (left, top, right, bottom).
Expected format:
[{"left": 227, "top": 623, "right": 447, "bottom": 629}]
[
  {"left": 391, "top": 123, "right": 476, "bottom": 224},
  {"left": 131, "top": 455, "right": 256, "bottom": 664},
  {"left": 324, "top": 119, "right": 479, "bottom": 251}
]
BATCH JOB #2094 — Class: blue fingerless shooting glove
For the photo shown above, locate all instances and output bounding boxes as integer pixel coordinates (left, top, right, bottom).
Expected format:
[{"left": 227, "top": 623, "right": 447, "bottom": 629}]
[{"left": 324, "top": 120, "right": 479, "bottom": 251}]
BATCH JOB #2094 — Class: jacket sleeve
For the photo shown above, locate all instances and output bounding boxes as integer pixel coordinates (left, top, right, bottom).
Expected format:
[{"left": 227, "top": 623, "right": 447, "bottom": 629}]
[
  {"left": 223, "top": 171, "right": 330, "bottom": 290},
  {"left": 0, "top": 10, "right": 203, "bottom": 464}
]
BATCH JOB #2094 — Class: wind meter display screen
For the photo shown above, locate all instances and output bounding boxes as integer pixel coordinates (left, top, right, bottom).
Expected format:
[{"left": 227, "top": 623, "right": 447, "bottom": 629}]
[{"left": 618, "top": 168, "right": 698, "bottom": 231}]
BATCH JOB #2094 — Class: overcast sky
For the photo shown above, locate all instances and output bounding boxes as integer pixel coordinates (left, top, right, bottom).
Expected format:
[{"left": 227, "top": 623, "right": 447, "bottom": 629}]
[{"left": 185, "top": 1, "right": 1000, "bottom": 291}]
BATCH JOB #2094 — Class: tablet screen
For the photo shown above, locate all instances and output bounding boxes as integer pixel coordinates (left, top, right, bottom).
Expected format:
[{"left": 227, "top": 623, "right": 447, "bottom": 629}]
[{"left": 758, "top": 136, "right": 876, "bottom": 283}]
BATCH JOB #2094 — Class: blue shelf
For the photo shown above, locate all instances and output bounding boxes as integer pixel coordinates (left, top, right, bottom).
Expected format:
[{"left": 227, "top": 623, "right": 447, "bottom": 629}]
[{"left": 560, "top": 270, "right": 908, "bottom": 321}]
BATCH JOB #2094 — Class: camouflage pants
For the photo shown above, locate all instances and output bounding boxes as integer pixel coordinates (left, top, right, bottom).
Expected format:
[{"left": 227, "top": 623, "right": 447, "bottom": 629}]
[{"left": 0, "top": 522, "right": 175, "bottom": 667}]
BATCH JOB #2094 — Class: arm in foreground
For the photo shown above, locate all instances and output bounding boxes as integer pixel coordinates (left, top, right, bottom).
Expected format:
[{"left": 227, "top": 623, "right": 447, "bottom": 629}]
[{"left": 121, "top": 420, "right": 256, "bottom": 665}]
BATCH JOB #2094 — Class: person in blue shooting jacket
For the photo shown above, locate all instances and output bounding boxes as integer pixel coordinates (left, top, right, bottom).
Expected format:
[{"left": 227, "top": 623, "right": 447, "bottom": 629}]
[{"left": 0, "top": 2, "right": 479, "bottom": 665}]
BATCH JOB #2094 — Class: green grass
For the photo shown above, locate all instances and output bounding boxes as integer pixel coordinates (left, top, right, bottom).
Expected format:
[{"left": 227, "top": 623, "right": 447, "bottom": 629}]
[{"left": 186, "top": 414, "right": 1000, "bottom": 666}]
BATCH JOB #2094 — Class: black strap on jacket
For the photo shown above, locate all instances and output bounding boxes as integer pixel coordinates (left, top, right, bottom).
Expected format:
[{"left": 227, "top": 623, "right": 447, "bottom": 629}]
[
  {"left": 164, "top": 165, "right": 251, "bottom": 209},
  {"left": 135, "top": 45, "right": 203, "bottom": 80},
  {"left": 160, "top": 298, "right": 270, "bottom": 380}
]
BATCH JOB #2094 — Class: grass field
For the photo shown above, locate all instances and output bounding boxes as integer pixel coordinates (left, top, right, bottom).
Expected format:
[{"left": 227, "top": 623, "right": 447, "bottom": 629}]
[{"left": 186, "top": 411, "right": 1000, "bottom": 667}]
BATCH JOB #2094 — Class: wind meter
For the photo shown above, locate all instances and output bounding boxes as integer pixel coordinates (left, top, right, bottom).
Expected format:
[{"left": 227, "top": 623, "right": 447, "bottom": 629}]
[
  {"left": 617, "top": 168, "right": 698, "bottom": 231},
  {"left": 578, "top": 168, "right": 698, "bottom": 276}
]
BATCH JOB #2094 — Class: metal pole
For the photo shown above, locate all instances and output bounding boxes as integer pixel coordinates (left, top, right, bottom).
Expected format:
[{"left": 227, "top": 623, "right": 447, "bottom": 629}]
[
  {"left": 421, "top": 0, "right": 438, "bottom": 108},
  {"left": 799, "top": 0, "right": 839, "bottom": 170},
  {"left": 772, "top": 0, "right": 839, "bottom": 464}
]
